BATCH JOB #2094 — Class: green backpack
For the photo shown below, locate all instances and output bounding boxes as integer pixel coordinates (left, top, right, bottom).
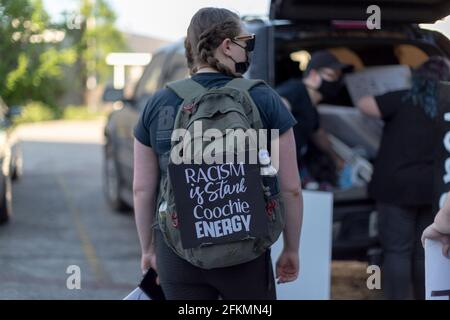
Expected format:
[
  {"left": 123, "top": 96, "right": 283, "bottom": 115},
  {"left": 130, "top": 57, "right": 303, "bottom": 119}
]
[{"left": 156, "top": 77, "right": 285, "bottom": 269}]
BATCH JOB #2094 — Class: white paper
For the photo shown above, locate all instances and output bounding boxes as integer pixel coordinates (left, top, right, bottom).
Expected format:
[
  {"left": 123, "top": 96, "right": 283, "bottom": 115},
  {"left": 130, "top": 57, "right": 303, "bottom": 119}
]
[
  {"left": 123, "top": 287, "right": 151, "bottom": 300},
  {"left": 345, "top": 65, "right": 411, "bottom": 105},
  {"left": 271, "top": 191, "right": 333, "bottom": 300},
  {"left": 425, "top": 239, "right": 450, "bottom": 300}
]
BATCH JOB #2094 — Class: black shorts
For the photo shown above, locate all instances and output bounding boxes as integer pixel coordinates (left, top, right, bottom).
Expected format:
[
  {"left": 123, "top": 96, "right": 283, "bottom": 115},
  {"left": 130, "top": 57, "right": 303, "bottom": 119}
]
[{"left": 154, "top": 229, "right": 276, "bottom": 300}]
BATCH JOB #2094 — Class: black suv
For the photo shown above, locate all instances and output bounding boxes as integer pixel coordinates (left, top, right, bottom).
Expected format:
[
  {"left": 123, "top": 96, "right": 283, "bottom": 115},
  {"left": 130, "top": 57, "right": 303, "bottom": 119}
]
[{"left": 103, "top": 0, "right": 450, "bottom": 263}]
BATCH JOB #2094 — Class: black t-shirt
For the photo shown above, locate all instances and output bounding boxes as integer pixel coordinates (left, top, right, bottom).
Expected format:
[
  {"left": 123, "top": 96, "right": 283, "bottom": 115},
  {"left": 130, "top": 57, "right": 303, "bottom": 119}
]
[
  {"left": 275, "top": 78, "right": 319, "bottom": 156},
  {"left": 369, "top": 90, "right": 435, "bottom": 206},
  {"left": 134, "top": 73, "right": 297, "bottom": 157}
]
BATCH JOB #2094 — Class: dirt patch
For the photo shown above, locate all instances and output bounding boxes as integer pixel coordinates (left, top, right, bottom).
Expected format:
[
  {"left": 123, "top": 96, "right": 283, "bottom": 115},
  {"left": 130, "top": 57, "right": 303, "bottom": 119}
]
[{"left": 331, "top": 261, "right": 382, "bottom": 300}]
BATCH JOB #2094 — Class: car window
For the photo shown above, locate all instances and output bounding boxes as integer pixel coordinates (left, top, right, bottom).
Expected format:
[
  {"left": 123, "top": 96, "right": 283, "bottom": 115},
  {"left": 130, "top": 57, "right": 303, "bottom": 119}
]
[
  {"left": 165, "top": 66, "right": 189, "bottom": 84},
  {"left": 163, "top": 53, "right": 189, "bottom": 84},
  {"left": 134, "top": 52, "right": 167, "bottom": 97}
]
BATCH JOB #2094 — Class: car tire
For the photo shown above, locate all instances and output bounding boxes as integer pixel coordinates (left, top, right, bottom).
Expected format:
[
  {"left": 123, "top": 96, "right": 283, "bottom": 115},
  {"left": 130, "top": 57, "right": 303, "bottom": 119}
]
[
  {"left": 0, "top": 174, "right": 13, "bottom": 225},
  {"left": 103, "top": 143, "right": 130, "bottom": 212}
]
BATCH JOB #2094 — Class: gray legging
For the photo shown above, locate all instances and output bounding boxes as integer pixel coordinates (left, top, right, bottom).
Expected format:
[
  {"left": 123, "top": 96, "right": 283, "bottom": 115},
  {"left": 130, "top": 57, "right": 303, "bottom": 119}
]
[
  {"left": 377, "top": 202, "right": 434, "bottom": 300},
  {"left": 154, "top": 229, "right": 276, "bottom": 300}
]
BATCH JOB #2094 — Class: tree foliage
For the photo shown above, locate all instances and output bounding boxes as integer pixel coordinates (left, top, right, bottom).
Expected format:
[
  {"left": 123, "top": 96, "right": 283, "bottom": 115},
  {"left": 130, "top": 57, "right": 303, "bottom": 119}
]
[{"left": 0, "top": 0, "right": 125, "bottom": 107}]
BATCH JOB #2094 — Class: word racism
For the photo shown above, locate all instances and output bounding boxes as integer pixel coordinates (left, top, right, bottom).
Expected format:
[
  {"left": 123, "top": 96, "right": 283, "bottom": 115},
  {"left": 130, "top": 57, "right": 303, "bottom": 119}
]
[
  {"left": 170, "top": 121, "right": 279, "bottom": 165},
  {"left": 168, "top": 161, "right": 267, "bottom": 249},
  {"left": 185, "top": 163, "right": 251, "bottom": 239}
]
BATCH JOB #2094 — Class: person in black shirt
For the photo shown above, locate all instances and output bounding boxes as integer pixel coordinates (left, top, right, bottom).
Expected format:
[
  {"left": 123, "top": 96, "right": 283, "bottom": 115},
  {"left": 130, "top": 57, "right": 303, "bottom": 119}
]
[
  {"left": 276, "top": 51, "right": 351, "bottom": 187},
  {"left": 356, "top": 56, "right": 450, "bottom": 299},
  {"left": 133, "top": 7, "right": 303, "bottom": 300}
]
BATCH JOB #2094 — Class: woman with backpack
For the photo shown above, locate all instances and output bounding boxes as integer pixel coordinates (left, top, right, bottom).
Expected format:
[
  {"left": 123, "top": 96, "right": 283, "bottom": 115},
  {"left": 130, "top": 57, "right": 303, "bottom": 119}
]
[{"left": 133, "top": 7, "right": 303, "bottom": 300}]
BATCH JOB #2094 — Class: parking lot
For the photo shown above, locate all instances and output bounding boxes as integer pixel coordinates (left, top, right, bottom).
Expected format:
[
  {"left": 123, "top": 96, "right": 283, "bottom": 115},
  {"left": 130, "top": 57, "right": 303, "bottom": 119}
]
[{"left": 0, "top": 120, "right": 141, "bottom": 299}]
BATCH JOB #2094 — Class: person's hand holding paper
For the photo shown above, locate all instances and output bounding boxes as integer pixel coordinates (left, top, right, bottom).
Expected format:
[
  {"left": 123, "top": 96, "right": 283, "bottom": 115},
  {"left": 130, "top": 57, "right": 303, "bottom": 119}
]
[{"left": 422, "top": 193, "right": 450, "bottom": 258}]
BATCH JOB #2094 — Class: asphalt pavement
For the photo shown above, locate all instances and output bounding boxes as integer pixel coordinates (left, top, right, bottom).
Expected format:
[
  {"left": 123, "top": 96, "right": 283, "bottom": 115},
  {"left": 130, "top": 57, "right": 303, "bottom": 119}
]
[{"left": 0, "top": 120, "right": 141, "bottom": 299}]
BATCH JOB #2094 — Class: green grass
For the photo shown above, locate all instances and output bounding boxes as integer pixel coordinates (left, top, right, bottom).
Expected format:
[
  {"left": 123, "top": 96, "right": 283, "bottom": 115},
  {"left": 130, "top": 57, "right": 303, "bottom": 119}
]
[
  {"left": 61, "top": 105, "right": 107, "bottom": 121},
  {"left": 13, "top": 102, "right": 107, "bottom": 125},
  {"left": 13, "top": 102, "right": 57, "bottom": 125}
]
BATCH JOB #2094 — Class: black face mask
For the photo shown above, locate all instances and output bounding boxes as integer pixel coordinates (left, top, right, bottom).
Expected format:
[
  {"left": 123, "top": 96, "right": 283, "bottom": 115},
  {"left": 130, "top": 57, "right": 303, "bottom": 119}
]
[
  {"left": 229, "top": 40, "right": 252, "bottom": 75},
  {"left": 317, "top": 77, "right": 343, "bottom": 99},
  {"left": 229, "top": 54, "right": 250, "bottom": 74}
]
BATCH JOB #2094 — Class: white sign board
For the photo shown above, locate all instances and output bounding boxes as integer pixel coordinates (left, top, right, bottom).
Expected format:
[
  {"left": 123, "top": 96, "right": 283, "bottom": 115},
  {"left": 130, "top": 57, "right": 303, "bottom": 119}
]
[
  {"left": 345, "top": 65, "right": 412, "bottom": 105},
  {"left": 271, "top": 191, "right": 333, "bottom": 300},
  {"left": 425, "top": 239, "right": 450, "bottom": 300}
]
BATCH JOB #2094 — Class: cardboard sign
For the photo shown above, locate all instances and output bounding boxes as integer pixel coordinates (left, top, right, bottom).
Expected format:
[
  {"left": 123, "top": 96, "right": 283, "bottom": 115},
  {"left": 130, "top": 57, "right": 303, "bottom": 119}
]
[
  {"left": 425, "top": 239, "right": 450, "bottom": 300},
  {"left": 427, "top": 82, "right": 450, "bottom": 301},
  {"left": 168, "top": 163, "right": 267, "bottom": 249},
  {"left": 433, "top": 81, "right": 450, "bottom": 214},
  {"left": 345, "top": 65, "right": 411, "bottom": 105},
  {"left": 271, "top": 191, "right": 333, "bottom": 300}
]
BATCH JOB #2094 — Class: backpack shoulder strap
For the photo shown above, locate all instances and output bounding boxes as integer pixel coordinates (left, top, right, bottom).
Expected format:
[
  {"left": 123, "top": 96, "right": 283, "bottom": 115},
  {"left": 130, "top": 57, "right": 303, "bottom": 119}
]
[
  {"left": 166, "top": 78, "right": 207, "bottom": 102},
  {"left": 166, "top": 78, "right": 207, "bottom": 134},
  {"left": 225, "top": 78, "right": 265, "bottom": 130},
  {"left": 225, "top": 78, "right": 265, "bottom": 91}
]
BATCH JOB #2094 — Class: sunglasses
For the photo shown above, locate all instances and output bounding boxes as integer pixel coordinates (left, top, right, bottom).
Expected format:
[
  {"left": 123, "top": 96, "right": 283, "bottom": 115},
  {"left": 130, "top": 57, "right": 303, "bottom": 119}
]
[{"left": 232, "top": 34, "right": 255, "bottom": 52}]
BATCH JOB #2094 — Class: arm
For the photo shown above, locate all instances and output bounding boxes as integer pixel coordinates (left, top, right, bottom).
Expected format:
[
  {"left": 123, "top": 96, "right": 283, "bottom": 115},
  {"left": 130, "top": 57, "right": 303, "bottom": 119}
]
[
  {"left": 133, "top": 138, "right": 160, "bottom": 273},
  {"left": 311, "top": 127, "right": 345, "bottom": 170},
  {"left": 356, "top": 95, "right": 382, "bottom": 118},
  {"left": 422, "top": 193, "right": 450, "bottom": 258},
  {"left": 276, "top": 128, "right": 303, "bottom": 283},
  {"left": 434, "top": 195, "right": 450, "bottom": 234}
]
